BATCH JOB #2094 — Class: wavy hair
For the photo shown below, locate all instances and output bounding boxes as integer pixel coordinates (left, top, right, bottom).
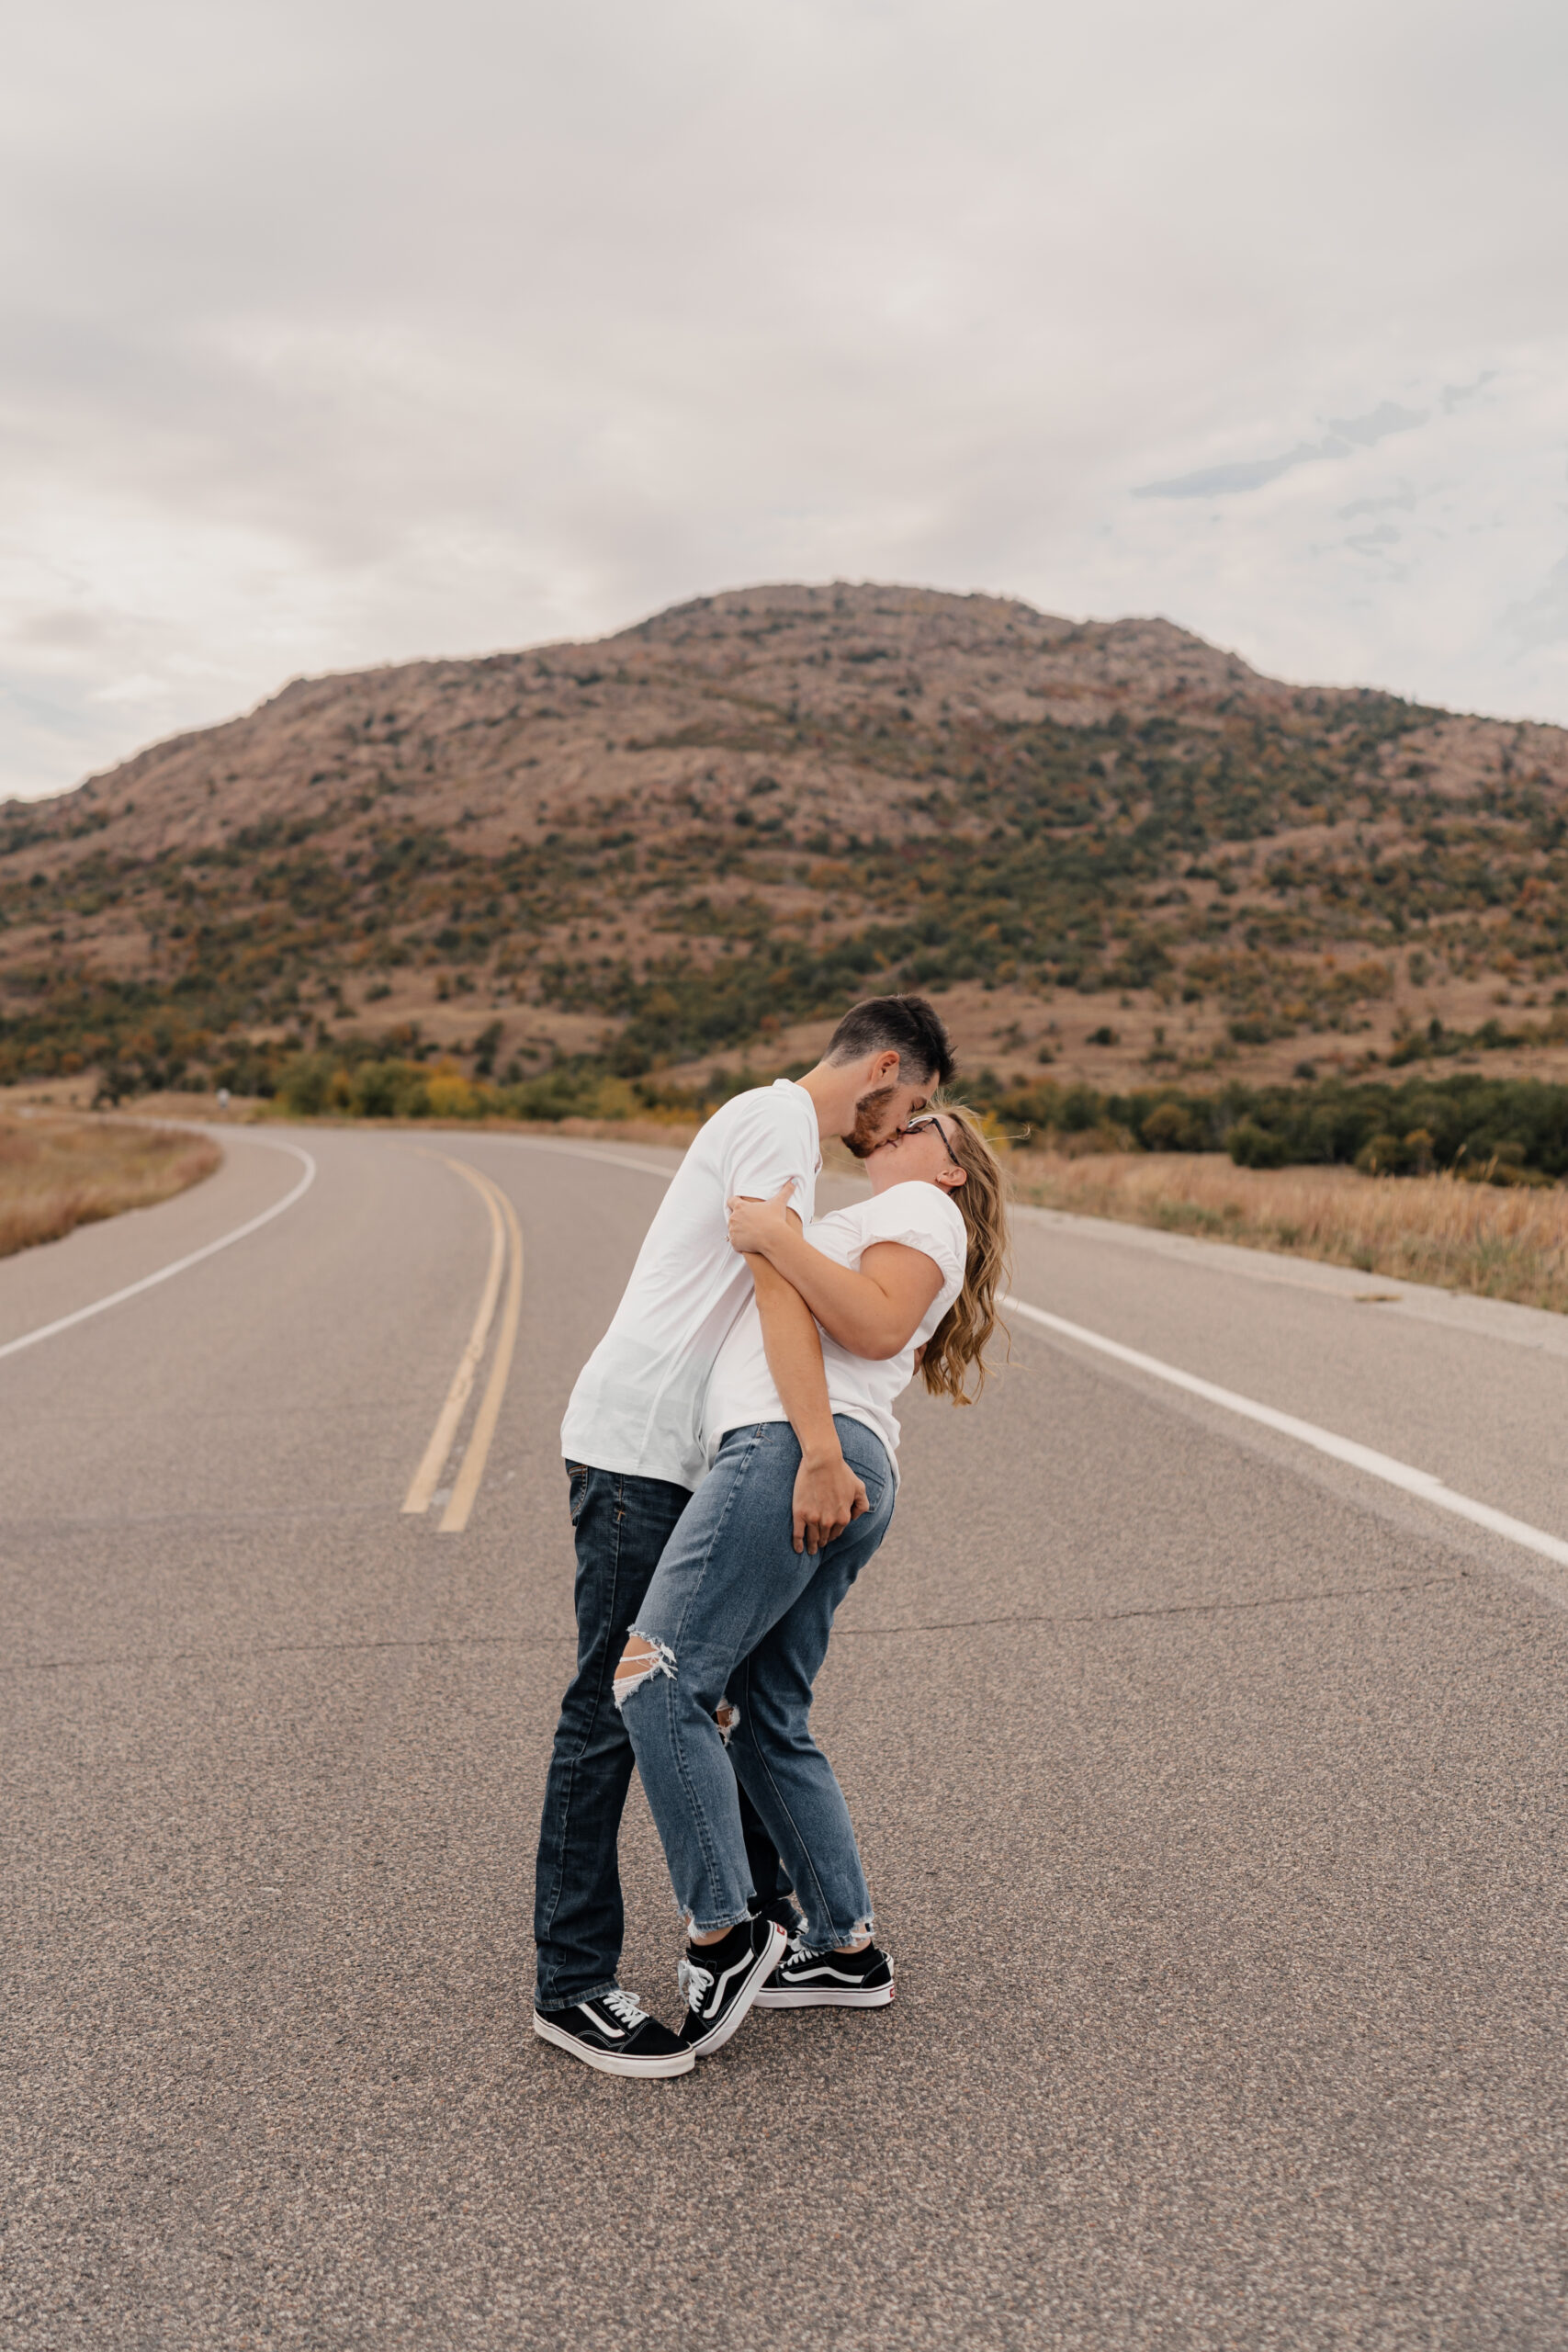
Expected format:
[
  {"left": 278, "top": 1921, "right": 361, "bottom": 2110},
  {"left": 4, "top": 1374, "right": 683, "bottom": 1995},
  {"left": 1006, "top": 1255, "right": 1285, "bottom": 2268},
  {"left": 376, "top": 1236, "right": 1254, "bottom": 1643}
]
[{"left": 919, "top": 1101, "right": 1010, "bottom": 1404}]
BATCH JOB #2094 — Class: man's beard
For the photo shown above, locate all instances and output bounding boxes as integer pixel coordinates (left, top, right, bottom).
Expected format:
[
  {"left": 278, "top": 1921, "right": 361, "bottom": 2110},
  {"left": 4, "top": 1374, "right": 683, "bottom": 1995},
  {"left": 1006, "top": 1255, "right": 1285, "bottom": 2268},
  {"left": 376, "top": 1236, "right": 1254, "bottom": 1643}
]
[{"left": 842, "top": 1084, "right": 899, "bottom": 1160}]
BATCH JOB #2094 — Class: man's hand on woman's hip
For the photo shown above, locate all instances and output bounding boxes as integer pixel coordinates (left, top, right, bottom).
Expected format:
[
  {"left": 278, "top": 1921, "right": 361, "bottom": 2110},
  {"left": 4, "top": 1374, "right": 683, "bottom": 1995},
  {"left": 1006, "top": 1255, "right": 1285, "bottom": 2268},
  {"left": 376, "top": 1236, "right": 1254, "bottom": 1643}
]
[{"left": 792, "top": 1446, "right": 869, "bottom": 1555}]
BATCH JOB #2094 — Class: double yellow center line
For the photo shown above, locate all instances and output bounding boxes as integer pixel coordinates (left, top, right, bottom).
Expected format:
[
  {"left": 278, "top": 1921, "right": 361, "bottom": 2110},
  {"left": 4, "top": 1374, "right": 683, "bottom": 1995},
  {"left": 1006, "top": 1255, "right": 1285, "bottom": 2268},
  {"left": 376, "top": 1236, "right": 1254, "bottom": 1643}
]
[{"left": 401, "top": 1156, "right": 524, "bottom": 1534}]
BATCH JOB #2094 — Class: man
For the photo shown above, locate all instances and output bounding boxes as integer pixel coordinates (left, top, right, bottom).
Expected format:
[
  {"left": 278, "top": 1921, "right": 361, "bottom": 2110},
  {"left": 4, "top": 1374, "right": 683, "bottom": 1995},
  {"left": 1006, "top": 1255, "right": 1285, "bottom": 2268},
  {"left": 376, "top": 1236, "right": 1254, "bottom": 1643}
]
[{"left": 533, "top": 994, "right": 954, "bottom": 2077}]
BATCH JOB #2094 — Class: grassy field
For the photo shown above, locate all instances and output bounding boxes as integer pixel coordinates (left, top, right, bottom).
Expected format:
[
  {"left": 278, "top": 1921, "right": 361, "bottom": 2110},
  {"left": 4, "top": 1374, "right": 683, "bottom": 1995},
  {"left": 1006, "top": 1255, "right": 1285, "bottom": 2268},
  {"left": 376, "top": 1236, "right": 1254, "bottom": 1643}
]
[
  {"left": 0, "top": 1114, "right": 220, "bottom": 1261},
  {"left": 1011, "top": 1149, "right": 1568, "bottom": 1314}
]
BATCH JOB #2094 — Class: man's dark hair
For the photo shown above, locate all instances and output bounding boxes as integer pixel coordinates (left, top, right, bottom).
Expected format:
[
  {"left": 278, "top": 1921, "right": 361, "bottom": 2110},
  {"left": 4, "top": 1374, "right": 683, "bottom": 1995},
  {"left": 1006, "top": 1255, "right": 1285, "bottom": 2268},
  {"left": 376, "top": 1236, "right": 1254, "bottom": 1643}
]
[{"left": 824, "top": 994, "right": 955, "bottom": 1088}]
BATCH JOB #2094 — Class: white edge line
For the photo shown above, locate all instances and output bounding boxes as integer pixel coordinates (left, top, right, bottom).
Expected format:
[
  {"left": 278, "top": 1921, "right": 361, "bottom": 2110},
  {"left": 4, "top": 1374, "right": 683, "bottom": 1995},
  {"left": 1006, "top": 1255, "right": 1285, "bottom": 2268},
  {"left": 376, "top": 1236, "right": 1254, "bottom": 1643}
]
[
  {"left": 0, "top": 1135, "right": 318, "bottom": 1363},
  {"left": 387, "top": 1142, "right": 1568, "bottom": 1576},
  {"left": 1003, "top": 1293, "right": 1568, "bottom": 1574}
]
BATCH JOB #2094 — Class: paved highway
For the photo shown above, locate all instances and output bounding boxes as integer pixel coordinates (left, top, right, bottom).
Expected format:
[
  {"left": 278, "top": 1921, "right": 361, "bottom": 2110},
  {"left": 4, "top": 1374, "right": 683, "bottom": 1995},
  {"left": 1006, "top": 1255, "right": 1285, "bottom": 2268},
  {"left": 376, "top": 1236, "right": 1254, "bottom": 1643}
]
[{"left": 4, "top": 1123, "right": 1566, "bottom": 2348}]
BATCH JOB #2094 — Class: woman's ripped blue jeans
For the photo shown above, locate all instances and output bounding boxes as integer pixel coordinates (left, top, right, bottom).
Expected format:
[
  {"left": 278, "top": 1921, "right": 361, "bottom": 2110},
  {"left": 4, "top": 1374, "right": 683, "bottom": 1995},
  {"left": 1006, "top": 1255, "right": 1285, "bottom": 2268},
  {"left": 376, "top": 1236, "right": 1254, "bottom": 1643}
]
[{"left": 615, "top": 1416, "right": 895, "bottom": 1951}]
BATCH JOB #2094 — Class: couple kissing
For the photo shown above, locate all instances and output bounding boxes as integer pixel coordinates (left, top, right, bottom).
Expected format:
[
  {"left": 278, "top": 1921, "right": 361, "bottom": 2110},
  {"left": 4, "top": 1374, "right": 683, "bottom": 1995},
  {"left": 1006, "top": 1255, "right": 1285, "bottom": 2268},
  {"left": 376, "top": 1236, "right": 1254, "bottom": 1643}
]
[{"left": 533, "top": 993, "right": 1009, "bottom": 2077}]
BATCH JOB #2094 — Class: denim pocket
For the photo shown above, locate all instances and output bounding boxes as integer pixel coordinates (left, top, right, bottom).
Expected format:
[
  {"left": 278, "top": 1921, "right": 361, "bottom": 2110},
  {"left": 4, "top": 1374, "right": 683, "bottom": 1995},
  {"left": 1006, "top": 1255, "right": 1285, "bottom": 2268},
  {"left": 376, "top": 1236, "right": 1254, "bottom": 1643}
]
[
  {"left": 567, "top": 1464, "right": 591, "bottom": 1526},
  {"left": 843, "top": 1442, "right": 894, "bottom": 1527}
]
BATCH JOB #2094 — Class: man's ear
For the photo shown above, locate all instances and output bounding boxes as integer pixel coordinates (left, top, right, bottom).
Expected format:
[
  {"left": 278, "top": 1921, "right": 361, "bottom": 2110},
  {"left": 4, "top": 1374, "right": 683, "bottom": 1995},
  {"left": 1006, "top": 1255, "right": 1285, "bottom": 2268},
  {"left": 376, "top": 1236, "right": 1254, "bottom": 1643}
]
[{"left": 868, "top": 1049, "right": 901, "bottom": 1085}]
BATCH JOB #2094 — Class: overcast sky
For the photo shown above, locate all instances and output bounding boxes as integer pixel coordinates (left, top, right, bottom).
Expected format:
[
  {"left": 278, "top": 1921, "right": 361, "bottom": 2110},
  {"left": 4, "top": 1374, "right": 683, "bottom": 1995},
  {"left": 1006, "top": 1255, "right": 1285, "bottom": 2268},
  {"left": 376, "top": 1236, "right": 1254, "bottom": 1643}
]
[{"left": 5, "top": 0, "right": 1566, "bottom": 800}]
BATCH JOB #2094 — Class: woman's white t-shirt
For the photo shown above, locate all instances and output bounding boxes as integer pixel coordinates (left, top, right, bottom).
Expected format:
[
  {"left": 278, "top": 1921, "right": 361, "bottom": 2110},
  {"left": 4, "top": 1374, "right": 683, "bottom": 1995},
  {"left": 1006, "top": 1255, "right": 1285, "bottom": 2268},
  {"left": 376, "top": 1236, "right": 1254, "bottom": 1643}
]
[{"left": 702, "top": 1180, "right": 967, "bottom": 1482}]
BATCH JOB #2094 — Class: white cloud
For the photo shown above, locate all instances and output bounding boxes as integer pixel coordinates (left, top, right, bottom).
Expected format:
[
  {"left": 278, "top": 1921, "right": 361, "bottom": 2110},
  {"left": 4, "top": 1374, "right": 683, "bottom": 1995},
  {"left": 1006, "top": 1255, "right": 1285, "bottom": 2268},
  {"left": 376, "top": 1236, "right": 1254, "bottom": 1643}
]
[
  {"left": 2, "top": 0, "right": 1566, "bottom": 796},
  {"left": 1508, "top": 555, "right": 1568, "bottom": 651}
]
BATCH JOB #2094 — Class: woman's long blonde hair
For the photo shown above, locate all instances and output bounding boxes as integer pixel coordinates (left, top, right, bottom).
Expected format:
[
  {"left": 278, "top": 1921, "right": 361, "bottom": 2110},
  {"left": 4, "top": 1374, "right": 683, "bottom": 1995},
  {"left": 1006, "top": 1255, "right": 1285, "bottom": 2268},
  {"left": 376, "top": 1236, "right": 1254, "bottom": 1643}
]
[{"left": 919, "top": 1101, "right": 1010, "bottom": 1403}]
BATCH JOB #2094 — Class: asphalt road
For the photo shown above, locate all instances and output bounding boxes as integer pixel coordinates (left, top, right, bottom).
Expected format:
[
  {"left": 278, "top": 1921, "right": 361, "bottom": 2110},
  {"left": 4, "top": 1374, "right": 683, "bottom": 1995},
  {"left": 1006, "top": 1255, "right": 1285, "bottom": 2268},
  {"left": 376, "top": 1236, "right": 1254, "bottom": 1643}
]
[{"left": 4, "top": 1123, "right": 1567, "bottom": 2350}]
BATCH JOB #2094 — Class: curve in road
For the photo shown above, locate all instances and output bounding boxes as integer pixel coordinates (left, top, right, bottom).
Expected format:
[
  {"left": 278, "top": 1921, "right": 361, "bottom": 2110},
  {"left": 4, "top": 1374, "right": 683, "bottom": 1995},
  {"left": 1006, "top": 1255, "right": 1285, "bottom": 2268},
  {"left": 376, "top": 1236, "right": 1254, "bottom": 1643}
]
[
  {"left": 0, "top": 1130, "right": 316, "bottom": 1363},
  {"left": 6, "top": 1121, "right": 1568, "bottom": 2349}
]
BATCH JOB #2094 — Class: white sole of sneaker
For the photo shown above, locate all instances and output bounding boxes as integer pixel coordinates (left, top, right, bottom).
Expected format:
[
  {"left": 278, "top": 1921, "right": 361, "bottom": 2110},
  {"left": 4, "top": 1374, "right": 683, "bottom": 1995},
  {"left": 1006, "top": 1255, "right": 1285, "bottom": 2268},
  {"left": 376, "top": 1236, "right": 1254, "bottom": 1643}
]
[
  {"left": 532, "top": 2011, "right": 695, "bottom": 2077},
  {"left": 753, "top": 1982, "right": 896, "bottom": 2008},
  {"left": 685, "top": 1921, "right": 788, "bottom": 2057}
]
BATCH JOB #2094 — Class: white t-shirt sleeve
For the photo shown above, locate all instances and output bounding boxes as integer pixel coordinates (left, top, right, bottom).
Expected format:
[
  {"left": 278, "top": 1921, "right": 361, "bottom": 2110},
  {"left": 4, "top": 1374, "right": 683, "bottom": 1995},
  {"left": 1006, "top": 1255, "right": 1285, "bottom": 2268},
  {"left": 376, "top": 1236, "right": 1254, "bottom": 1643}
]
[
  {"left": 718, "top": 1091, "right": 817, "bottom": 1218},
  {"left": 854, "top": 1183, "right": 967, "bottom": 1296}
]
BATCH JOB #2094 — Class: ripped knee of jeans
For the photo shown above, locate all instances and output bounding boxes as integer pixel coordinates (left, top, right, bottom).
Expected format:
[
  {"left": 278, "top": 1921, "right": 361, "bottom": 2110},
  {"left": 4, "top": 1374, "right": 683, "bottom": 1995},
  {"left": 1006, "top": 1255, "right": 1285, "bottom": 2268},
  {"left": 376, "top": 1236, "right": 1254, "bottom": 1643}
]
[{"left": 612, "top": 1630, "right": 676, "bottom": 1711}]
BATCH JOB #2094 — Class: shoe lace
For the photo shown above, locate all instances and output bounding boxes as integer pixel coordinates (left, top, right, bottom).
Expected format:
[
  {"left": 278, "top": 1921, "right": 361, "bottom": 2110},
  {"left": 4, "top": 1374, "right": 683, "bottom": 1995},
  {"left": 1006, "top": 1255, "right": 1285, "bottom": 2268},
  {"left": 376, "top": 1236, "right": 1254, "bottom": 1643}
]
[
  {"left": 677, "top": 1955, "right": 714, "bottom": 2012},
  {"left": 600, "top": 1987, "right": 649, "bottom": 2030}
]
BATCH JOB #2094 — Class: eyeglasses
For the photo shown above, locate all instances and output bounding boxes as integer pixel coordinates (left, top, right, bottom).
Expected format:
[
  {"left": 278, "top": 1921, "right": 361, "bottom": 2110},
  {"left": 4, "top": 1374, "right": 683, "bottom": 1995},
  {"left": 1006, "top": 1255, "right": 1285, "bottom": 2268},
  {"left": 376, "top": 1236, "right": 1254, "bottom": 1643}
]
[{"left": 904, "top": 1114, "right": 962, "bottom": 1170}]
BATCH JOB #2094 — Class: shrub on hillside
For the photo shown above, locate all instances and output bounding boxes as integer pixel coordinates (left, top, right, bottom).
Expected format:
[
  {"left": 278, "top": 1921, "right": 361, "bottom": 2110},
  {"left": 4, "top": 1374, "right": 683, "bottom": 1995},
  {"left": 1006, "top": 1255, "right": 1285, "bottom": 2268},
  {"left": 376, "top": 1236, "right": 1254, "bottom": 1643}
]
[
  {"left": 425, "top": 1066, "right": 478, "bottom": 1119},
  {"left": 965, "top": 1069, "right": 1568, "bottom": 1182},
  {"left": 1224, "top": 1119, "right": 1290, "bottom": 1170},
  {"left": 351, "top": 1059, "right": 427, "bottom": 1117},
  {"left": 266, "top": 1046, "right": 657, "bottom": 1125}
]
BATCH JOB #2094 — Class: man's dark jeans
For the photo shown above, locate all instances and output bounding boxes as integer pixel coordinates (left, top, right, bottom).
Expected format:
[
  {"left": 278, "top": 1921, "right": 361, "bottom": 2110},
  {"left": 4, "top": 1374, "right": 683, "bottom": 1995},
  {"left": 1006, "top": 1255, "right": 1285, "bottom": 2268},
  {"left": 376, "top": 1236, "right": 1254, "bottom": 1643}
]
[{"left": 533, "top": 1461, "right": 790, "bottom": 2012}]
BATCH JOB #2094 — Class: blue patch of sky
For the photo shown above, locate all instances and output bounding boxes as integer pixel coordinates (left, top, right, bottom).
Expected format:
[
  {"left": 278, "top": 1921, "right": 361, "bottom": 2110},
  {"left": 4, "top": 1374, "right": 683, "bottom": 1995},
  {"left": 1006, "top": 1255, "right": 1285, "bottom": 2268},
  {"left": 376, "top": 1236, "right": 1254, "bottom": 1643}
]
[{"left": 1134, "top": 401, "right": 1427, "bottom": 500}]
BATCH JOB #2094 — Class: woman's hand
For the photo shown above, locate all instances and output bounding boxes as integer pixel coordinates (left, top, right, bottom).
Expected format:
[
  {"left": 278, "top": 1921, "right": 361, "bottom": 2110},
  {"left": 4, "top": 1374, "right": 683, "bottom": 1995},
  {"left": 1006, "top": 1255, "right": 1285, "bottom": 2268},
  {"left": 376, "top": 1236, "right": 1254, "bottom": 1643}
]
[{"left": 727, "top": 1182, "right": 796, "bottom": 1261}]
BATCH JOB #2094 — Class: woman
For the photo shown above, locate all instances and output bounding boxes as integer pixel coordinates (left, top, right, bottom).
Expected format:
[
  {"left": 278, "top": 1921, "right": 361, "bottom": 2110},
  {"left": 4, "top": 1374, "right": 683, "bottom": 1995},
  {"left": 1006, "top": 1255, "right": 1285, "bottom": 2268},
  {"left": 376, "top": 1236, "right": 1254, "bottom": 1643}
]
[{"left": 613, "top": 1104, "right": 1009, "bottom": 2055}]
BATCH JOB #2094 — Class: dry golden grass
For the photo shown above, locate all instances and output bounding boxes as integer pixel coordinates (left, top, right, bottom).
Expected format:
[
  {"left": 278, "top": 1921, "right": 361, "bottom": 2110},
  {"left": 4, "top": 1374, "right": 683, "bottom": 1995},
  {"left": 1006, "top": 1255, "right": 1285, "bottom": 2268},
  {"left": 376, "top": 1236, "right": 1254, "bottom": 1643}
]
[
  {"left": 0, "top": 1113, "right": 220, "bottom": 1261},
  {"left": 1011, "top": 1149, "right": 1568, "bottom": 1314}
]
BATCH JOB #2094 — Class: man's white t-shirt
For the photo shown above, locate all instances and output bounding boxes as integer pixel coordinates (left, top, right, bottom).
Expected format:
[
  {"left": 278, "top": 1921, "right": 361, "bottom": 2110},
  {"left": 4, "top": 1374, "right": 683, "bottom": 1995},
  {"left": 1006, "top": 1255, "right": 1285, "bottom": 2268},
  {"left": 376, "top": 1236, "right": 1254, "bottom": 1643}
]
[
  {"left": 701, "top": 1181, "right": 967, "bottom": 1483},
  {"left": 559, "top": 1080, "right": 821, "bottom": 1490}
]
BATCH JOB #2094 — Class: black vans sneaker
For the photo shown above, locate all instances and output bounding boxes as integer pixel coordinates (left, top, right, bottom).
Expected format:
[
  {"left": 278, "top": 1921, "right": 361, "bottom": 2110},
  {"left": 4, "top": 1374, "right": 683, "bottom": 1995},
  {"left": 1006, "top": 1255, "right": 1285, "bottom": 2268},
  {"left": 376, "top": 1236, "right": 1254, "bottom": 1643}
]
[
  {"left": 533, "top": 1988, "right": 694, "bottom": 2077},
  {"left": 753, "top": 1936, "right": 896, "bottom": 2008},
  {"left": 675, "top": 1916, "right": 788, "bottom": 2057}
]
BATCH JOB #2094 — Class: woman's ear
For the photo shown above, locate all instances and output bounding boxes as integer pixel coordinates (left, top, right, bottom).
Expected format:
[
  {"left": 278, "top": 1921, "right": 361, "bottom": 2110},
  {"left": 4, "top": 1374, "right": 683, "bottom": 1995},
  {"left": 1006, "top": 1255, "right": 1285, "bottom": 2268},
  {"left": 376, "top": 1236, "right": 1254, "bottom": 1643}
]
[{"left": 939, "top": 1164, "right": 966, "bottom": 1190}]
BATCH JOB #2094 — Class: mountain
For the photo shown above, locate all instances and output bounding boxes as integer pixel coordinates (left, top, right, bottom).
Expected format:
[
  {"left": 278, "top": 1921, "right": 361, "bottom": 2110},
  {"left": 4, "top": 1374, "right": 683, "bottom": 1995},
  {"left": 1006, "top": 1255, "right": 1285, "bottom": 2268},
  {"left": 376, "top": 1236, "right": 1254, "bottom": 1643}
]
[{"left": 4, "top": 581, "right": 1567, "bottom": 1099}]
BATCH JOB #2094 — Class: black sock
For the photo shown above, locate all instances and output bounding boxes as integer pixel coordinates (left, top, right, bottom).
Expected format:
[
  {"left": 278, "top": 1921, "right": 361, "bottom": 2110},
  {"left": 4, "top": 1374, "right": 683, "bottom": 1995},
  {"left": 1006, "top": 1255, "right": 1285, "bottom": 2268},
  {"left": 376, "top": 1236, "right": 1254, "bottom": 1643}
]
[{"left": 688, "top": 1917, "right": 750, "bottom": 1963}]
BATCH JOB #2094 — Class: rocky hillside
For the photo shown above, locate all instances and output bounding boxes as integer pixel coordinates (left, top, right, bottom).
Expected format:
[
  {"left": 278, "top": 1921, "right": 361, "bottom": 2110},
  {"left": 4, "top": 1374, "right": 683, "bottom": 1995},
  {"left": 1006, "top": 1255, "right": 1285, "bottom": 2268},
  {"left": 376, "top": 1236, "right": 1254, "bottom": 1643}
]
[{"left": 4, "top": 581, "right": 1567, "bottom": 1097}]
